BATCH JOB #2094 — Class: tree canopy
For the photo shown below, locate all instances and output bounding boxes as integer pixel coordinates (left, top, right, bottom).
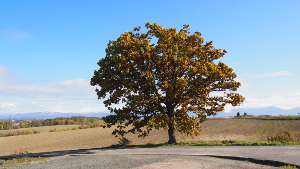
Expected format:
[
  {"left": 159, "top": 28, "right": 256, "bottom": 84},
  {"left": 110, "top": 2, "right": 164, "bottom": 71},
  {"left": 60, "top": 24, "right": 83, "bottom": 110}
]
[{"left": 91, "top": 22, "right": 245, "bottom": 144}]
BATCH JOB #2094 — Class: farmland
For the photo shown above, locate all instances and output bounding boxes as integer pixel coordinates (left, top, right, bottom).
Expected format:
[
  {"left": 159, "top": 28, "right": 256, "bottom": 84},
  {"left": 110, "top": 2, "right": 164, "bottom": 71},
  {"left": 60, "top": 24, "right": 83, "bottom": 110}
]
[{"left": 0, "top": 118, "right": 299, "bottom": 156}]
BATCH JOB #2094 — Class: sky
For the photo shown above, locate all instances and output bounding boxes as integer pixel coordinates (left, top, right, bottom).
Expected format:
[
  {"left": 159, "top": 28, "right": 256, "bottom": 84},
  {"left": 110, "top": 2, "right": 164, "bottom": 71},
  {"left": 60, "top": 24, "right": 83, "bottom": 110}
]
[{"left": 1, "top": 0, "right": 300, "bottom": 116}]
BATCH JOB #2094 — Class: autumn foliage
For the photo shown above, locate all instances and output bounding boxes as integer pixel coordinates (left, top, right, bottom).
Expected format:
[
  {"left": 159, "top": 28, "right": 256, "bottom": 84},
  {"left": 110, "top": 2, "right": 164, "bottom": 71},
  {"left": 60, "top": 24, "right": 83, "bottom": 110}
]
[{"left": 91, "top": 23, "right": 244, "bottom": 143}]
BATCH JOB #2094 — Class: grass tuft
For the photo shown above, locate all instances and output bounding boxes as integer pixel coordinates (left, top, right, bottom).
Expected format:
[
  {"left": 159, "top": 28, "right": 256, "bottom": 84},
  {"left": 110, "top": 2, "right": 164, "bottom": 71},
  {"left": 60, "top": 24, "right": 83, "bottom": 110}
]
[
  {"left": 279, "top": 165, "right": 298, "bottom": 169},
  {"left": 0, "top": 157, "right": 52, "bottom": 167}
]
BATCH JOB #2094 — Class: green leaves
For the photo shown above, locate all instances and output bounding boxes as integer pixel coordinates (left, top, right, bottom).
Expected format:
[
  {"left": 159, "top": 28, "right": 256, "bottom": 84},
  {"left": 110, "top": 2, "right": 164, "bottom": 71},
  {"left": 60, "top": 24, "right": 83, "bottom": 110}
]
[{"left": 91, "top": 22, "right": 245, "bottom": 142}]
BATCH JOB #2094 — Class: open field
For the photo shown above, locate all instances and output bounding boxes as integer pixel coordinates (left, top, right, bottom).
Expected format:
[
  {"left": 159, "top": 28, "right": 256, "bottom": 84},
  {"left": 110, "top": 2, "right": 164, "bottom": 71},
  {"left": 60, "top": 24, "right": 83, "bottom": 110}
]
[{"left": 0, "top": 119, "right": 299, "bottom": 156}]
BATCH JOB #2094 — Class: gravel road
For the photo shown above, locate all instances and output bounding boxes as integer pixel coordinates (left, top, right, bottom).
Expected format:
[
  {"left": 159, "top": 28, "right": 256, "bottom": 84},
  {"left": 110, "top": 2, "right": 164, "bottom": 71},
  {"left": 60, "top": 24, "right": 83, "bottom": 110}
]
[{"left": 4, "top": 146, "right": 300, "bottom": 169}]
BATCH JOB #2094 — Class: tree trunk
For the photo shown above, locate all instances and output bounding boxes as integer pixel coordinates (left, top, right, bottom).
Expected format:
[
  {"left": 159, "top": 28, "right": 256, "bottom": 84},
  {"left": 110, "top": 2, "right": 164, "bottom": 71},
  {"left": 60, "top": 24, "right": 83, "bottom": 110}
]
[
  {"left": 167, "top": 122, "right": 177, "bottom": 144},
  {"left": 167, "top": 103, "right": 177, "bottom": 144}
]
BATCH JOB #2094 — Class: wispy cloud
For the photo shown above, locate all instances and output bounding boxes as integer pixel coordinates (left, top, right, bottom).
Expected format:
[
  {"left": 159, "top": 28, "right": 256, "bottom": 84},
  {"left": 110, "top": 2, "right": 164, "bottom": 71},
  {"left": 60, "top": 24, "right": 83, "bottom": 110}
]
[
  {"left": 223, "top": 92, "right": 300, "bottom": 113},
  {"left": 0, "top": 65, "right": 95, "bottom": 98},
  {"left": 0, "top": 102, "right": 17, "bottom": 109},
  {"left": 254, "top": 71, "right": 293, "bottom": 78},
  {"left": 0, "top": 65, "right": 108, "bottom": 115},
  {"left": 242, "top": 71, "right": 293, "bottom": 78},
  {"left": 1, "top": 29, "right": 33, "bottom": 41},
  {"left": 235, "top": 92, "right": 300, "bottom": 110}
]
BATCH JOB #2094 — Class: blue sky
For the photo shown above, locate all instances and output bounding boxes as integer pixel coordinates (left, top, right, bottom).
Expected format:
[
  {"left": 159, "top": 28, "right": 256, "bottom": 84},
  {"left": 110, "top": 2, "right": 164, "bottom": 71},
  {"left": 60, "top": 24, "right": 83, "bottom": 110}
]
[{"left": 1, "top": 0, "right": 300, "bottom": 116}]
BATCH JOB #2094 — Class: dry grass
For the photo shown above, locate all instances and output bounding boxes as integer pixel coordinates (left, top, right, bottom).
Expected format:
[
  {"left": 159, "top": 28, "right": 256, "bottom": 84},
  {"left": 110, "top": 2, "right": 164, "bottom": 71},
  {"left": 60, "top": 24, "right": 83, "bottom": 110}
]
[
  {"left": 0, "top": 119, "right": 299, "bottom": 156},
  {"left": 0, "top": 125, "right": 81, "bottom": 134}
]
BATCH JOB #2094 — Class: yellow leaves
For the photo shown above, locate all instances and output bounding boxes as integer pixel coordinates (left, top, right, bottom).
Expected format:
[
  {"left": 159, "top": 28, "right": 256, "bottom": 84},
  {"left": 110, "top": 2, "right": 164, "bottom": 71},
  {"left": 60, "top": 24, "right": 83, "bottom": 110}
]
[
  {"left": 162, "top": 80, "right": 169, "bottom": 89},
  {"left": 91, "top": 22, "right": 244, "bottom": 140},
  {"left": 116, "top": 63, "right": 121, "bottom": 69},
  {"left": 133, "top": 26, "right": 141, "bottom": 31},
  {"left": 190, "top": 66, "right": 197, "bottom": 72},
  {"left": 172, "top": 45, "right": 178, "bottom": 51},
  {"left": 148, "top": 114, "right": 169, "bottom": 130},
  {"left": 174, "top": 111, "right": 203, "bottom": 137},
  {"left": 226, "top": 92, "right": 245, "bottom": 106}
]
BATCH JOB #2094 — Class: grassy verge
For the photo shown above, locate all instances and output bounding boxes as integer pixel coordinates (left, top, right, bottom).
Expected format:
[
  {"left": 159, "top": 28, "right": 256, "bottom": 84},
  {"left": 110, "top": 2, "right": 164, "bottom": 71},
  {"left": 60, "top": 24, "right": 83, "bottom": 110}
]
[
  {"left": 108, "top": 140, "right": 300, "bottom": 148},
  {"left": 0, "top": 156, "right": 52, "bottom": 167}
]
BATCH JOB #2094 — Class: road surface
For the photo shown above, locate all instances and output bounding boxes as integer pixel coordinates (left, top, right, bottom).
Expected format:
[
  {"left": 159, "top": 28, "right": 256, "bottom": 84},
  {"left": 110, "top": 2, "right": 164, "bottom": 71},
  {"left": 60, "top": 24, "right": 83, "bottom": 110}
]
[{"left": 2, "top": 146, "right": 299, "bottom": 169}]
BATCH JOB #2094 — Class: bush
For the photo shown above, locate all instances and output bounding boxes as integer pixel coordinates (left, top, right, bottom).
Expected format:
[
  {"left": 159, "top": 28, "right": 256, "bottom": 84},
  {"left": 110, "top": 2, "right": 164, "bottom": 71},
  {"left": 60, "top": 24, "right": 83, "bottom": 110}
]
[
  {"left": 30, "top": 120, "right": 43, "bottom": 127},
  {"left": 4, "top": 129, "right": 40, "bottom": 137},
  {"left": 221, "top": 140, "right": 235, "bottom": 144},
  {"left": 267, "top": 130, "right": 300, "bottom": 143},
  {"left": 78, "top": 122, "right": 106, "bottom": 129},
  {"left": 49, "top": 128, "right": 77, "bottom": 132},
  {"left": 12, "top": 125, "right": 20, "bottom": 129},
  {"left": 19, "top": 122, "right": 29, "bottom": 128},
  {"left": 0, "top": 159, "right": 5, "bottom": 165}
]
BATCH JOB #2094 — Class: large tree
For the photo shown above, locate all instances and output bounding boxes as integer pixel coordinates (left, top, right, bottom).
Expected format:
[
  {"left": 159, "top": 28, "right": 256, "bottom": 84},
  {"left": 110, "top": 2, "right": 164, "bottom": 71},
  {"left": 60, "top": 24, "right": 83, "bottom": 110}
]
[{"left": 91, "top": 23, "right": 245, "bottom": 144}]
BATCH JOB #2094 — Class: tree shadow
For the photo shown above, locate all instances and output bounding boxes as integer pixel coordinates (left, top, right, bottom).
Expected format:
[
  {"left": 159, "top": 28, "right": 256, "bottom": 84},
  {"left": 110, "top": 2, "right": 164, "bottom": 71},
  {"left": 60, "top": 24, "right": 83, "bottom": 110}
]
[
  {"left": 0, "top": 143, "right": 166, "bottom": 159},
  {"left": 207, "top": 155, "right": 300, "bottom": 168}
]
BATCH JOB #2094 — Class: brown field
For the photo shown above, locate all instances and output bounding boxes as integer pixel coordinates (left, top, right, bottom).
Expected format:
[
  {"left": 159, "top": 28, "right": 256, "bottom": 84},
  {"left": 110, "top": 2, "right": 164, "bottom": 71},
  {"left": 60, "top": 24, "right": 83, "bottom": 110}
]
[{"left": 0, "top": 119, "right": 299, "bottom": 156}]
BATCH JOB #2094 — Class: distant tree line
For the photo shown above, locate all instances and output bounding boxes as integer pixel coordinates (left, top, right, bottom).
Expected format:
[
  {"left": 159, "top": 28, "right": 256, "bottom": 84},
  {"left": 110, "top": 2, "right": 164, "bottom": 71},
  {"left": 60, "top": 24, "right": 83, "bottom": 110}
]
[
  {"left": 249, "top": 115, "right": 300, "bottom": 120},
  {"left": 234, "top": 113, "right": 300, "bottom": 120},
  {"left": 236, "top": 112, "right": 248, "bottom": 118},
  {"left": 0, "top": 116, "right": 102, "bottom": 130}
]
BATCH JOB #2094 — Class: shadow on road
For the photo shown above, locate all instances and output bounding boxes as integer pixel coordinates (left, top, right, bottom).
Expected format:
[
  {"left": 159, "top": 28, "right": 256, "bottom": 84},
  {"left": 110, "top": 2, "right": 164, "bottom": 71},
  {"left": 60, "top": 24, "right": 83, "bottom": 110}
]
[{"left": 0, "top": 143, "right": 164, "bottom": 159}]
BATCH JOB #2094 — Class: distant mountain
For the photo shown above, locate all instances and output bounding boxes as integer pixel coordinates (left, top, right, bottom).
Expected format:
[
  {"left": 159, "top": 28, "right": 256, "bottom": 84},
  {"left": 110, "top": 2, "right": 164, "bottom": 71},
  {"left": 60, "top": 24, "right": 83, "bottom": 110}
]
[
  {"left": 0, "top": 112, "right": 111, "bottom": 120},
  {"left": 214, "top": 106, "right": 300, "bottom": 117},
  {"left": 1, "top": 106, "right": 300, "bottom": 120}
]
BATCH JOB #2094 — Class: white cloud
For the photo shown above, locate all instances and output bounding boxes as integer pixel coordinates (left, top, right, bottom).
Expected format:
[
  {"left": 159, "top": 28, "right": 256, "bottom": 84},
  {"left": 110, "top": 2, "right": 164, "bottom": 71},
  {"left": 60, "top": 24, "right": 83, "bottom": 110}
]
[
  {"left": 30, "top": 101, "right": 67, "bottom": 112},
  {"left": 0, "top": 65, "right": 107, "bottom": 115},
  {"left": 0, "top": 65, "right": 95, "bottom": 98},
  {"left": 0, "top": 103, "right": 17, "bottom": 109},
  {"left": 1, "top": 29, "right": 33, "bottom": 41},
  {"left": 233, "top": 92, "right": 300, "bottom": 110}
]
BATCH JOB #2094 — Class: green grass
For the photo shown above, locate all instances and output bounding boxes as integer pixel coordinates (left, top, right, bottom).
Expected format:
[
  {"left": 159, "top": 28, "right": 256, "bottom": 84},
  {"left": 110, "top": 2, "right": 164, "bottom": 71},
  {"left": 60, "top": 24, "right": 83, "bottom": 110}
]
[
  {"left": 279, "top": 165, "right": 298, "bottom": 169},
  {"left": 0, "top": 156, "right": 53, "bottom": 167},
  {"left": 107, "top": 139, "right": 300, "bottom": 148}
]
